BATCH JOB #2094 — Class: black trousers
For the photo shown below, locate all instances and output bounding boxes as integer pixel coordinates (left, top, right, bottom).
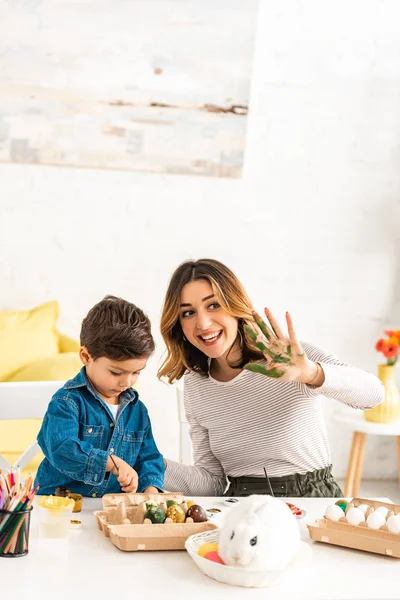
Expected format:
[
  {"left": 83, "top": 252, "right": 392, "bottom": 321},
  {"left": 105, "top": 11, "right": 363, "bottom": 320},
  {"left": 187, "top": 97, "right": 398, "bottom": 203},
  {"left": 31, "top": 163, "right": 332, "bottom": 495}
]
[{"left": 225, "top": 465, "right": 343, "bottom": 498}]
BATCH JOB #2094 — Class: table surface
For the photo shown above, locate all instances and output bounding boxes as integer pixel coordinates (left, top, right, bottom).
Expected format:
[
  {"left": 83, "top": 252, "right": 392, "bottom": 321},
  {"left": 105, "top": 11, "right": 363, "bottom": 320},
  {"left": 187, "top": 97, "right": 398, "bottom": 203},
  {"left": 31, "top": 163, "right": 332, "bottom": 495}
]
[
  {"left": 332, "top": 408, "right": 400, "bottom": 435},
  {"left": 3, "top": 496, "right": 399, "bottom": 599}
]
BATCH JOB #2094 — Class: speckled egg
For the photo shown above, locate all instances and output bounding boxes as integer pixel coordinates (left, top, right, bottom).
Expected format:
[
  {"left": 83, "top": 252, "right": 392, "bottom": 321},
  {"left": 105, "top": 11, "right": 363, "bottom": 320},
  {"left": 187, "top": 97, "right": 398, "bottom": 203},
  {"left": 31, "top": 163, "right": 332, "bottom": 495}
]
[
  {"left": 165, "top": 504, "right": 185, "bottom": 523},
  {"left": 325, "top": 504, "right": 345, "bottom": 522},
  {"left": 144, "top": 504, "right": 166, "bottom": 524},
  {"left": 186, "top": 504, "right": 208, "bottom": 523}
]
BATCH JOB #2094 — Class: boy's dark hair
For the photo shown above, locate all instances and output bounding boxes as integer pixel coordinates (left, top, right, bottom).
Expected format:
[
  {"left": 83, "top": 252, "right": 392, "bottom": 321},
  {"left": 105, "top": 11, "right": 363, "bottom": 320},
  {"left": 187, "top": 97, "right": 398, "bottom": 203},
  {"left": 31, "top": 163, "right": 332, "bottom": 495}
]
[{"left": 80, "top": 295, "right": 155, "bottom": 360}]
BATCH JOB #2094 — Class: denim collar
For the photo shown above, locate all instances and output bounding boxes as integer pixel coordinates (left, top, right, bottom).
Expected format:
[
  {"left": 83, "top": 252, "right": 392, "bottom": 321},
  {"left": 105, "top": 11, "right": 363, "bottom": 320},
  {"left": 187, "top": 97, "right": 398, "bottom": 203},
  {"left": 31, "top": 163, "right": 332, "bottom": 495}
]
[{"left": 64, "top": 367, "right": 138, "bottom": 404}]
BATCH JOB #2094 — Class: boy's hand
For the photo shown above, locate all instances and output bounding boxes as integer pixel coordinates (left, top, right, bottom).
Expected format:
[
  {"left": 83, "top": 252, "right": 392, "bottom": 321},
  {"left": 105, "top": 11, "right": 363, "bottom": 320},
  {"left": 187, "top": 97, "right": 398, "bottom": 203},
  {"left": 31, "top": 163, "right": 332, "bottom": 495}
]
[
  {"left": 143, "top": 486, "right": 160, "bottom": 494},
  {"left": 108, "top": 456, "right": 138, "bottom": 493}
]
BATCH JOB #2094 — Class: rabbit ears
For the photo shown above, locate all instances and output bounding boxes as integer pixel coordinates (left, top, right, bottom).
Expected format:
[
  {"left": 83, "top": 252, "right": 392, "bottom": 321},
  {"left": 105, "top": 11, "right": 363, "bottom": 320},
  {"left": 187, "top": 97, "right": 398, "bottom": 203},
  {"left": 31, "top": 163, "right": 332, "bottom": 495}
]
[{"left": 247, "top": 494, "right": 276, "bottom": 515}]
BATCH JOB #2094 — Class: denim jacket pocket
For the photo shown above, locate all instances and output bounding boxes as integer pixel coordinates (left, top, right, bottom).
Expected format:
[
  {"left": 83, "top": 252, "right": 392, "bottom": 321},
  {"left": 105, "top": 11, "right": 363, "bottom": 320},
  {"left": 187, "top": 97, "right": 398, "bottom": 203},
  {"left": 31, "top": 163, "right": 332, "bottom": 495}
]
[
  {"left": 79, "top": 423, "right": 105, "bottom": 449},
  {"left": 122, "top": 430, "right": 144, "bottom": 465}
]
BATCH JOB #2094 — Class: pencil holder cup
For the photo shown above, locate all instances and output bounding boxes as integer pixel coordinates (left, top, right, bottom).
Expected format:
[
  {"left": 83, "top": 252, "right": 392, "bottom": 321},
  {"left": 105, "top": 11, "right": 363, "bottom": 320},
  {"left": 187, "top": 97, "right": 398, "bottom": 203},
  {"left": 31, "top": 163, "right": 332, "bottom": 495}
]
[{"left": 0, "top": 507, "right": 32, "bottom": 558}]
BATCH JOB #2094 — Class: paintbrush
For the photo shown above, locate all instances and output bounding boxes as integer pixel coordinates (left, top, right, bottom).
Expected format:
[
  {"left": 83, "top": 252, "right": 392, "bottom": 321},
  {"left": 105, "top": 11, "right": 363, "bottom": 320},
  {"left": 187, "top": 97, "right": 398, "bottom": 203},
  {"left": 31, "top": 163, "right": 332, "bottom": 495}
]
[
  {"left": 263, "top": 467, "right": 275, "bottom": 497},
  {"left": 110, "top": 454, "right": 119, "bottom": 475}
]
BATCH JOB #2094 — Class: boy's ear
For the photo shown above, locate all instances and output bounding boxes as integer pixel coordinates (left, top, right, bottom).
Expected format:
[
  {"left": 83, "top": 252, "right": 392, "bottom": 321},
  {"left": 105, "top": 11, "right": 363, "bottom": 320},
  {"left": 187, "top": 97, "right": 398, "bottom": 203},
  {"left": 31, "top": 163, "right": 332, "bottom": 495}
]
[{"left": 79, "top": 346, "right": 91, "bottom": 365}]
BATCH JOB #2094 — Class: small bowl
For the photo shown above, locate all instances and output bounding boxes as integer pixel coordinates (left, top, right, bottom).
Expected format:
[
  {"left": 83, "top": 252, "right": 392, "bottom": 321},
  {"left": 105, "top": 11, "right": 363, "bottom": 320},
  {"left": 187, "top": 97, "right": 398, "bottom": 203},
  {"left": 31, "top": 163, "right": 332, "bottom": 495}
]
[
  {"left": 185, "top": 529, "right": 312, "bottom": 588},
  {"left": 69, "top": 493, "right": 83, "bottom": 513}
]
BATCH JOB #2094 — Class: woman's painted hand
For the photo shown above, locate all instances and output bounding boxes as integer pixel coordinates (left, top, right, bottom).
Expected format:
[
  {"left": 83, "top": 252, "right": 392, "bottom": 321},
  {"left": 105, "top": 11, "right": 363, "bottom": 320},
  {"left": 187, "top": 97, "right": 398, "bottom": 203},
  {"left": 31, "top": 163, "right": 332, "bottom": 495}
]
[{"left": 244, "top": 308, "right": 321, "bottom": 384}]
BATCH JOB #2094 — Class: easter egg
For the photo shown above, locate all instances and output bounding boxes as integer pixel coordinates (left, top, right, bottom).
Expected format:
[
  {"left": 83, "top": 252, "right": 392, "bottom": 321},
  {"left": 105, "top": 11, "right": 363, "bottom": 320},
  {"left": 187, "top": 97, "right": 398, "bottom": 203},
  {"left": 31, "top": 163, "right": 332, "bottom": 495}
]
[
  {"left": 198, "top": 542, "right": 219, "bottom": 557},
  {"left": 166, "top": 500, "right": 178, "bottom": 508},
  {"left": 186, "top": 500, "right": 195, "bottom": 509},
  {"left": 204, "top": 551, "right": 225, "bottom": 565},
  {"left": 144, "top": 504, "right": 166, "bottom": 524},
  {"left": 186, "top": 504, "right": 208, "bottom": 523},
  {"left": 165, "top": 504, "right": 185, "bottom": 523},
  {"left": 335, "top": 500, "right": 348, "bottom": 512}
]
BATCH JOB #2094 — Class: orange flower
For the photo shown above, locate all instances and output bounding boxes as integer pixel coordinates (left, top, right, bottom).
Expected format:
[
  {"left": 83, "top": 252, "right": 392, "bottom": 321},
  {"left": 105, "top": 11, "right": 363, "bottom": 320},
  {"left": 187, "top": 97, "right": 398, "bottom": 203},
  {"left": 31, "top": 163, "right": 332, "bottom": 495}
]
[
  {"left": 385, "top": 330, "right": 400, "bottom": 343},
  {"left": 375, "top": 339, "right": 386, "bottom": 352},
  {"left": 376, "top": 330, "right": 400, "bottom": 365},
  {"left": 382, "top": 343, "right": 400, "bottom": 359}
]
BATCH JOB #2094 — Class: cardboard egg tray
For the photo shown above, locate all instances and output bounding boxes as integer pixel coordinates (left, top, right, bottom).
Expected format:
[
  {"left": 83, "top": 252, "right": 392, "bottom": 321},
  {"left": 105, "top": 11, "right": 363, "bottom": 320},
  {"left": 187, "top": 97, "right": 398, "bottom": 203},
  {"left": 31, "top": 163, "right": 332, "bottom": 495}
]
[
  {"left": 307, "top": 497, "right": 400, "bottom": 558},
  {"left": 94, "top": 492, "right": 217, "bottom": 551}
]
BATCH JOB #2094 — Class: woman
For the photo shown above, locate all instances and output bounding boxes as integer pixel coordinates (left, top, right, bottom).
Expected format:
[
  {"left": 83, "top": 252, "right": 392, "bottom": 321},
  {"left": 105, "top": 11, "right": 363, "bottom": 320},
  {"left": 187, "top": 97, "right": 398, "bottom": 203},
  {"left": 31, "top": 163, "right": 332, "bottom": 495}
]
[{"left": 158, "top": 259, "right": 383, "bottom": 497}]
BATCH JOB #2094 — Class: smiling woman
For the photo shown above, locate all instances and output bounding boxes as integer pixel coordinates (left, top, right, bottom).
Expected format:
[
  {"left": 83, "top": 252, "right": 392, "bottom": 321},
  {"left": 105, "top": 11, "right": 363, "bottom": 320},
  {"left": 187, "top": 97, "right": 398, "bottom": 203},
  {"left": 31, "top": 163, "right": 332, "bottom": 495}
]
[
  {"left": 180, "top": 280, "right": 242, "bottom": 368},
  {"left": 157, "top": 259, "right": 384, "bottom": 498}
]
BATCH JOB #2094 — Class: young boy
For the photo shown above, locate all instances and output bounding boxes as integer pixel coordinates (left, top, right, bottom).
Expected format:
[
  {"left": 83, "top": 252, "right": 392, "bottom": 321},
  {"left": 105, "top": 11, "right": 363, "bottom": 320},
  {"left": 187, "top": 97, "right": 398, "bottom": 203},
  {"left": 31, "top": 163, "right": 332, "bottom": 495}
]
[{"left": 35, "top": 295, "right": 164, "bottom": 496}]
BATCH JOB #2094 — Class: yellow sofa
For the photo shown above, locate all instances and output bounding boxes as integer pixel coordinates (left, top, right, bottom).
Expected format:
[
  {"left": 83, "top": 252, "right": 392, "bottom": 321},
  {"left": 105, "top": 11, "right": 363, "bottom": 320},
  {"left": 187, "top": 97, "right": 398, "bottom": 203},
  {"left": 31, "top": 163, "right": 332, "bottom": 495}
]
[{"left": 0, "top": 301, "right": 82, "bottom": 474}]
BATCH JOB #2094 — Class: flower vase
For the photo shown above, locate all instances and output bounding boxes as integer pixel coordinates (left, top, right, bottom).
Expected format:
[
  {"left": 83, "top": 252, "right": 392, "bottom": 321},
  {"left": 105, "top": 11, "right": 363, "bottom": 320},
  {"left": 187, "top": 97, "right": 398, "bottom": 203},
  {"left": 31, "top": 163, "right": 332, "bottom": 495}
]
[{"left": 364, "top": 364, "right": 400, "bottom": 423}]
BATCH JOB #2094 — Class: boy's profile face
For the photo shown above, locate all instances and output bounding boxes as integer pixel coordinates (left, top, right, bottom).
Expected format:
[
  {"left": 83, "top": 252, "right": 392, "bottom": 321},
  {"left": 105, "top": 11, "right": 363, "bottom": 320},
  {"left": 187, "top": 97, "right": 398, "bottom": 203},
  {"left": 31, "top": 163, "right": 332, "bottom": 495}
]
[{"left": 80, "top": 348, "right": 148, "bottom": 403}]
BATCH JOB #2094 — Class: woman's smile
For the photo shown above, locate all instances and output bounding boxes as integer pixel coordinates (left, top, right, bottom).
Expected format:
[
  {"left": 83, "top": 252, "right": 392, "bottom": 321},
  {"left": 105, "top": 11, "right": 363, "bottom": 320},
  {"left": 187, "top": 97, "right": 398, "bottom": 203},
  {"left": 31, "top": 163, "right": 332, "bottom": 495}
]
[{"left": 197, "top": 329, "right": 223, "bottom": 346}]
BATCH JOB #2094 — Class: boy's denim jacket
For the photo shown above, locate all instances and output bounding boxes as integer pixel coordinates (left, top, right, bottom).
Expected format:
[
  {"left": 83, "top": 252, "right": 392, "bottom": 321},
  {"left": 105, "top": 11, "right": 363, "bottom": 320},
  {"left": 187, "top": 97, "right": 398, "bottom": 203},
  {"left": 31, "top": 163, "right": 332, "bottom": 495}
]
[{"left": 35, "top": 368, "right": 164, "bottom": 496}]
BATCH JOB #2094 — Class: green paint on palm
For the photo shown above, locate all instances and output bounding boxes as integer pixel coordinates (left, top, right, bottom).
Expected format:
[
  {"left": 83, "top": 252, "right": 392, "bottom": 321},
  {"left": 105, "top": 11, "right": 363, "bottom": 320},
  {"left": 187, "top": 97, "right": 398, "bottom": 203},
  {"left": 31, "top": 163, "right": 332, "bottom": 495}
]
[
  {"left": 245, "top": 325, "right": 270, "bottom": 354},
  {"left": 272, "top": 354, "right": 292, "bottom": 364},
  {"left": 252, "top": 312, "right": 271, "bottom": 340},
  {"left": 244, "top": 324, "right": 257, "bottom": 342},
  {"left": 245, "top": 325, "right": 292, "bottom": 364},
  {"left": 244, "top": 363, "right": 284, "bottom": 378}
]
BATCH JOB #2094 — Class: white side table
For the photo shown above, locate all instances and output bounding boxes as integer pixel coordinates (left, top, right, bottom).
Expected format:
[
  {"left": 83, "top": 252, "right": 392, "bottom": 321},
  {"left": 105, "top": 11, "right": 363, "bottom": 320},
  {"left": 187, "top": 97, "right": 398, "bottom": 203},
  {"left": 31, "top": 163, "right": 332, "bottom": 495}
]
[{"left": 332, "top": 409, "right": 400, "bottom": 496}]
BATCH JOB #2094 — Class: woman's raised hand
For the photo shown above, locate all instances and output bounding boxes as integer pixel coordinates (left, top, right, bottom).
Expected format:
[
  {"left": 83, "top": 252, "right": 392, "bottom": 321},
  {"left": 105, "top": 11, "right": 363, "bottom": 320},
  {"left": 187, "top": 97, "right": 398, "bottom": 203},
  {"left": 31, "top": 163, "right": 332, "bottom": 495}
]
[{"left": 244, "top": 308, "right": 319, "bottom": 384}]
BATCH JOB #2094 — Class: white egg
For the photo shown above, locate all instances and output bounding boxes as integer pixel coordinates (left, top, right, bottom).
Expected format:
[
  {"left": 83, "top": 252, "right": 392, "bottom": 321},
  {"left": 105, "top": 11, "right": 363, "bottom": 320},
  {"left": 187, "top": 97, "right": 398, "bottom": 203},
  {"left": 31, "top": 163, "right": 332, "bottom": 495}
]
[
  {"left": 366, "top": 511, "right": 386, "bottom": 530},
  {"left": 346, "top": 507, "right": 365, "bottom": 526},
  {"left": 375, "top": 506, "right": 389, "bottom": 519},
  {"left": 386, "top": 514, "right": 400, "bottom": 534},
  {"left": 357, "top": 504, "right": 369, "bottom": 515},
  {"left": 325, "top": 504, "right": 345, "bottom": 522}
]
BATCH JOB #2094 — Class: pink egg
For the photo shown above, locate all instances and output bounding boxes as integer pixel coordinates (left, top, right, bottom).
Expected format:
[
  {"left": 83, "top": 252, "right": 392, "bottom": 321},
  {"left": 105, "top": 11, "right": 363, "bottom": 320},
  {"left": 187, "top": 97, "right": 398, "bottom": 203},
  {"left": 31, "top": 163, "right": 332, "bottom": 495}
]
[{"left": 204, "top": 550, "right": 225, "bottom": 565}]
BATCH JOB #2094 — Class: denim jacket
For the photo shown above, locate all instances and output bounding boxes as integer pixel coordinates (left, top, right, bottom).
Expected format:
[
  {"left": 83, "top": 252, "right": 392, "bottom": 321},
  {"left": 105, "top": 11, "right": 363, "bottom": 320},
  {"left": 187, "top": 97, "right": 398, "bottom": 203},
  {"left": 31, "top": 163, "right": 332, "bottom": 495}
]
[{"left": 35, "top": 368, "right": 164, "bottom": 496}]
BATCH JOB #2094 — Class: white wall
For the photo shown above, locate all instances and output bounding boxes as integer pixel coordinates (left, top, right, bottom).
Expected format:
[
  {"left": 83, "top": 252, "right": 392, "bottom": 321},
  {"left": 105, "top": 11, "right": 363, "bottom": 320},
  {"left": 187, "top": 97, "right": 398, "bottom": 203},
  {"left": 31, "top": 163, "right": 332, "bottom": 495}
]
[{"left": 1, "top": 0, "right": 400, "bottom": 478}]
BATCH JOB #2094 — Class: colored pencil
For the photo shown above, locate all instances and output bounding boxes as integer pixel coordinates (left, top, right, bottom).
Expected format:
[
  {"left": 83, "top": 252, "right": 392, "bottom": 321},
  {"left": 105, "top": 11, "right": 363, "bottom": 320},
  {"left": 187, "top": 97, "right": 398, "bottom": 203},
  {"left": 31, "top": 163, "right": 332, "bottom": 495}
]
[{"left": 0, "top": 469, "right": 38, "bottom": 556}]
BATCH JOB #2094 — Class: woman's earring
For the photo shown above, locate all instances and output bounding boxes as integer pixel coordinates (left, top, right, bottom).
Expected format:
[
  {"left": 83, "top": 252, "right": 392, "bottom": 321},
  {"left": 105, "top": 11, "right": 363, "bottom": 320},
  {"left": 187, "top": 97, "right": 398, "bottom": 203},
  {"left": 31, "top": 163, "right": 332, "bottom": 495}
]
[{"left": 183, "top": 334, "right": 187, "bottom": 342}]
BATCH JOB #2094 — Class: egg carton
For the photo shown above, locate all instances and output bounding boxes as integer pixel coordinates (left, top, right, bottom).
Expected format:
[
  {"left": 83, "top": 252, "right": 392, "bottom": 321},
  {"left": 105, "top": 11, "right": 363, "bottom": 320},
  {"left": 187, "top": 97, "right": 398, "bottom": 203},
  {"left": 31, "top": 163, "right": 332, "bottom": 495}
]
[
  {"left": 307, "top": 497, "right": 400, "bottom": 558},
  {"left": 95, "top": 492, "right": 185, "bottom": 536},
  {"left": 108, "top": 521, "right": 218, "bottom": 552},
  {"left": 94, "top": 492, "right": 217, "bottom": 551}
]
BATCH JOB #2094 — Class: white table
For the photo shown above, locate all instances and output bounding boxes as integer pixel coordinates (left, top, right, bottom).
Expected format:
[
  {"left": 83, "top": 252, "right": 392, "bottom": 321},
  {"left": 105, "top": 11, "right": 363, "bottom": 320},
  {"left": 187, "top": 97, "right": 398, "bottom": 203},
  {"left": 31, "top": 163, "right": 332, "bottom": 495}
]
[
  {"left": 333, "top": 409, "right": 400, "bottom": 496},
  {"left": 3, "top": 496, "right": 400, "bottom": 599}
]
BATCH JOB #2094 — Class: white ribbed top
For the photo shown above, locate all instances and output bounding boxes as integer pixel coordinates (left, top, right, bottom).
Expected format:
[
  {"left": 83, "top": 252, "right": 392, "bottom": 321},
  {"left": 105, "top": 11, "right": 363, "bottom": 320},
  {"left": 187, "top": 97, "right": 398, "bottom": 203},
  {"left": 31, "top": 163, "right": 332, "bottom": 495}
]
[{"left": 164, "top": 342, "right": 383, "bottom": 496}]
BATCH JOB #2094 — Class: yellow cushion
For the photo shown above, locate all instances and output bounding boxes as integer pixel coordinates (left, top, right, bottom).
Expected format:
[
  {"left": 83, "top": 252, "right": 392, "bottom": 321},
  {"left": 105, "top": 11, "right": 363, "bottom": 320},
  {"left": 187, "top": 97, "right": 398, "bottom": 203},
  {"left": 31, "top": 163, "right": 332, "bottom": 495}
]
[
  {"left": 58, "top": 332, "right": 80, "bottom": 353},
  {"left": 0, "top": 345, "right": 81, "bottom": 477},
  {"left": 8, "top": 352, "right": 82, "bottom": 382},
  {"left": 0, "top": 301, "right": 60, "bottom": 381}
]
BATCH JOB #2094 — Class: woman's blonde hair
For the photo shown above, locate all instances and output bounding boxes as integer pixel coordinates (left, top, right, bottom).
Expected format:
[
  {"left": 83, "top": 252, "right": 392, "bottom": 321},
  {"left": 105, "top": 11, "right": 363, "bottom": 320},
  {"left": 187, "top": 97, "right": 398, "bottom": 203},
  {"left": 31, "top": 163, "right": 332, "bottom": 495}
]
[{"left": 157, "top": 258, "right": 264, "bottom": 383}]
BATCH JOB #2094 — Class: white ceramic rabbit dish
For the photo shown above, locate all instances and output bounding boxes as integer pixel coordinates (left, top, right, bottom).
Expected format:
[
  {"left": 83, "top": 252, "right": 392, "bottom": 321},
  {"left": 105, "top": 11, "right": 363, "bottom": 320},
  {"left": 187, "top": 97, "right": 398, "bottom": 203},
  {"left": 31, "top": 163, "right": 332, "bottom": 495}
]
[{"left": 218, "top": 495, "right": 301, "bottom": 571}]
